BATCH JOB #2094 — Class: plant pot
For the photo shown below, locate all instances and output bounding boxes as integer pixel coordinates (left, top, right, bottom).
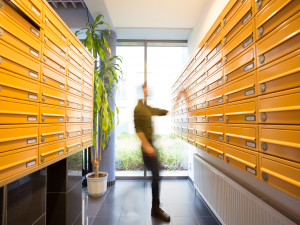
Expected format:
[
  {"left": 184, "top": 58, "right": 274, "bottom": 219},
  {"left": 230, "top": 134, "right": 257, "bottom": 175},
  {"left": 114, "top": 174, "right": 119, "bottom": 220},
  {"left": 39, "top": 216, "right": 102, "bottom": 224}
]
[{"left": 86, "top": 172, "right": 108, "bottom": 197}]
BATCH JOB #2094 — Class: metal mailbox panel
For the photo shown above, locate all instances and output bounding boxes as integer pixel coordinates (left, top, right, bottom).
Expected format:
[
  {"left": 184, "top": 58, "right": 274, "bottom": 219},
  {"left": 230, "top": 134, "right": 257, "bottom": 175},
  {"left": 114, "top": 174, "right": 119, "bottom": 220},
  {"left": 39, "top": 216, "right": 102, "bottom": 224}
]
[
  {"left": 39, "top": 140, "right": 65, "bottom": 164},
  {"left": 82, "top": 99, "right": 93, "bottom": 112},
  {"left": 206, "top": 106, "right": 224, "bottom": 123},
  {"left": 256, "top": 12, "right": 300, "bottom": 68},
  {"left": 206, "top": 50, "right": 223, "bottom": 76},
  {"left": 66, "top": 123, "right": 81, "bottom": 138},
  {"left": 83, "top": 62, "right": 93, "bottom": 79},
  {"left": 259, "top": 125, "right": 300, "bottom": 163},
  {"left": 195, "top": 123, "right": 207, "bottom": 138},
  {"left": 83, "top": 74, "right": 93, "bottom": 90},
  {"left": 66, "top": 108, "right": 82, "bottom": 123},
  {"left": 255, "top": 0, "right": 300, "bottom": 40},
  {"left": 224, "top": 71, "right": 256, "bottom": 103},
  {"left": 225, "top": 98, "right": 257, "bottom": 124},
  {"left": 82, "top": 123, "right": 92, "bottom": 136},
  {"left": 206, "top": 68, "right": 223, "bottom": 93},
  {"left": 0, "top": 41, "right": 40, "bottom": 78},
  {"left": 206, "top": 86, "right": 224, "bottom": 107},
  {"left": 222, "top": 0, "right": 245, "bottom": 28},
  {"left": 82, "top": 133, "right": 92, "bottom": 148},
  {"left": 260, "top": 154, "right": 300, "bottom": 200},
  {"left": 0, "top": 124, "right": 38, "bottom": 153},
  {"left": 40, "top": 104, "right": 65, "bottom": 123},
  {"left": 224, "top": 45, "right": 256, "bottom": 83},
  {"left": 82, "top": 85, "right": 93, "bottom": 101},
  {"left": 42, "top": 64, "right": 66, "bottom": 91},
  {"left": 0, "top": 145, "right": 38, "bottom": 181},
  {"left": 82, "top": 50, "right": 94, "bottom": 69},
  {"left": 0, "top": 68, "right": 40, "bottom": 102},
  {"left": 257, "top": 50, "right": 300, "bottom": 95},
  {"left": 225, "top": 144, "right": 259, "bottom": 177},
  {"left": 195, "top": 94, "right": 206, "bottom": 110},
  {"left": 67, "top": 77, "right": 82, "bottom": 97},
  {"left": 223, "top": 0, "right": 253, "bottom": 45},
  {"left": 40, "top": 84, "right": 66, "bottom": 107},
  {"left": 194, "top": 109, "right": 207, "bottom": 123},
  {"left": 66, "top": 136, "right": 81, "bottom": 154},
  {"left": 69, "top": 34, "right": 83, "bottom": 56},
  {"left": 225, "top": 124, "right": 258, "bottom": 150},
  {"left": 43, "top": 26, "right": 67, "bottom": 60},
  {"left": 67, "top": 93, "right": 82, "bottom": 110},
  {"left": 258, "top": 87, "right": 300, "bottom": 124},
  {"left": 207, "top": 123, "right": 225, "bottom": 142},
  {"left": 205, "top": 34, "right": 222, "bottom": 62},
  {"left": 42, "top": 44, "right": 67, "bottom": 74},
  {"left": 195, "top": 136, "right": 207, "bottom": 151},
  {"left": 82, "top": 111, "right": 93, "bottom": 123},
  {"left": 205, "top": 20, "right": 222, "bottom": 50},
  {"left": 68, "top": 63, "right": 83, "bottom": 84},
  {"left": 0, "top": 96, "right": 39, "bottom": 124},
  {"left": 68, "top": 49, "right": 82, "bottom": 71},
  {"left": 207, "top": 139, "right": 225, "bottom": 161},
  {"left": 39, "top": 123, "right": 65, "bottom": 144},
  {"left": 254, "top": 0, "right": 271, "bottom": 15},
  {"left": 188, "top": 123, "right": 197, "bottom": 135},
  {"left": 195, "top": 79, "right": 206, "bottom": 97},
  {"left": 223, "top": 18, "right": 255, "bottom": 65}
]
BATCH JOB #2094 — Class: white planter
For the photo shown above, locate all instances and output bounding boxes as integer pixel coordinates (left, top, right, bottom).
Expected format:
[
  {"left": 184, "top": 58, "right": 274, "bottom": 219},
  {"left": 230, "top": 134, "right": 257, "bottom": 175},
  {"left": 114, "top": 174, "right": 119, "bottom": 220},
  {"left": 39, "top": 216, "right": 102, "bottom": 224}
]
[{"left": 86, "top": 172, "right": 108, "bottom": 197}]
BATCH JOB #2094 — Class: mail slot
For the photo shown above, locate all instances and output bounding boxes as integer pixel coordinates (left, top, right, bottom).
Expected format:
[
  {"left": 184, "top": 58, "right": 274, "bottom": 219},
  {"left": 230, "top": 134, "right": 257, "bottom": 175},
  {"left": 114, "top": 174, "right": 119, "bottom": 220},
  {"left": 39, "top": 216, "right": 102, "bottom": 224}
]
[
  {"left": 0, "top": 5, "right": 41, "bottom": 57},
  {"left": 68, "top": 63, "right": 82, "bottom": 84},
  {"left": 207, "top": 123, "right": 225, "bottom": 142},
  {"left": 39, "top": 123, "right": 65, "bottom": 144},
  {"left": 225, "top": 145, "right": 259, "bottom": 177},
  {"left": 195, "top": 136, "right": 207, "bottom": 151},
  {"left": 83, "top": 63, "right": 93, "bottom": 79},
  {"left": 0, "top": 145, "right": 38, "bottom": 181},
  {"left": 66, "top": 136, "right": 81, "bottom": 153},
  {"left": 82, "top": 85, "right": 93, "bottom": 101},
  {"left": 224, "top": 71, "right": 256, "bottom": 103},
  {"left": 83, "top": 74, "right": 93, "bottom": 90},
  {"left": 40, "top": 84, "right": 66, "bottom": 107},
  {"left": 207, "top": 139, "right": 225, "bottom": 161},
  {"left": 205, "top": 19, "right": 222, "bottom": 50},
  {"left": 82, "top": 133, "right": 93, "bottom": 148},
  {"left": 194, "top": 109, "right": 207, "bottom": 123},
  {"left": 66, "top": 108, "right": 82, "bottom": 123},
  {"left": 195, "top": 79, "right": 206, "bottom": 97},
  {"left": 257, "top": 50, "right": 300, "bottom": 95},
  {"left": 188, "top": 123, "right": 197, "bottom": 135},
  {"left": 69, "top": 36, "right": 83, "bottom": 58},
  {"left": 225, "top": 98, "right": 257, "bottom": 124},
  {"left": 206, "top": 86, "right": 224, "bottom": 107},
  {"left": 67, "top": 93, "right": 82, "bottom": 110},
  {"left": 82, "top": 99, "right": 93, "bottom": 112},
  {"left": 195, "top": 94, "right": 206, "bottom": 110},
  {"left": 0, "top": 96, "right": 39, "bottom": 124},
  {"left": 43, "top": 44, "right": 67, "bottom": 75},
  {"left": 206, "top": 50, "right": 223, "bottom": 76},
  {"left": 225, "top": 124, "right": 258, "bottom": 150},
  {"left": 82, "top": 111, "right": 93, "bottom": 123},
  {"left": 44, "top": 5, "right": 68, "bottom": 45},
  {"left": 12, "top": 0, "right": 43, "bottom": 27},
  {"left": 223, "top": 18, "right": 255, "bottom": 65},
  {"left": 255, "top": 0, "right": 300, "bottom": 40},
  {"left": 66, "top": 123, "right": 81, "bottom": 138},
  {"left": 0, "top": 41, "right": 40, "bottom": 79},
  {"left": 205, "top": 34, "right": 222, "bottom": 62},
  {"left": 196, "top": 123, "right": 207, "bottom": 137},
  {"left": 39, "top": 140, "right": 65, "bottom": 164},
  {"left": 82, "top": 123, "right": 93, "bottom": 135},
  {"left": 0, "top": 124, "right": 38, "bottom": 153},
  {"left": 0, "top": 68, "right": 40, "bottom": 102},
  {"left": 224, "top": 45, "right": 255, "bottom": 83},
  {"left": 256, "top": 12, "right": 300, "bottom": 68},
  {"left": 43, "top": 27, "right": 67, "bottom": 60},
  {"left": 206, "top": 68, "right": 223, "bottom": 92},
  {"left": 206, "top": 106, "right": 224, "bottom": 123},
  {"left": 222, "top": 0, "right": 246, "bottom": 27},
  {"left": 40, "top": 104, "right": 65, "bottom": 123},
  {"left": 82, "top": 50, "right": 94, "bottom": 69},
  {"left": 194, "top": 59, "right": 206, "bottom": 83},
  {"left": 67, "top": 77, "right": 82, "bottom": 97},
  {"left": 259, "top": 125, "right": 300, "bottom": 162},
  {"left": 42, "top": 64, "right": 66, "bottom": 91},
  {"left": 260, "top": 154, "right": 300, "bottom": 200},
  {"left": 258, "top": 87, "right": 300, "bottom": 124},
  {"left": 68, "top": 50, "right": 82, "bottom": 70},
  {"left": 254, "top": 0, "right": 271, "bottom": 14}
]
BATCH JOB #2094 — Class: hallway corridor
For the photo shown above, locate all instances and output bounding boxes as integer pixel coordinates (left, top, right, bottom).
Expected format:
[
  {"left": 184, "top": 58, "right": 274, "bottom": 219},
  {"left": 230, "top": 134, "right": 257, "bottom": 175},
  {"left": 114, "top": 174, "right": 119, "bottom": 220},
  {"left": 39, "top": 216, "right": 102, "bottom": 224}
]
[{"left": 82, "top": 180, "right": 220, "bottom": 225}]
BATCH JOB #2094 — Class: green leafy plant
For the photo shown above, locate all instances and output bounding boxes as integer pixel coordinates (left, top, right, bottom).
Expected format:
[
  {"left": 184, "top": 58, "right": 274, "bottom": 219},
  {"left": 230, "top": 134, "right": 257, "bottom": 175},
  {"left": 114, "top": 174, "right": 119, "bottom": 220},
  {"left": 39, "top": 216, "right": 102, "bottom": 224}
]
[{"left": 76, "top": 15, "right": 122, "bottom": 177}]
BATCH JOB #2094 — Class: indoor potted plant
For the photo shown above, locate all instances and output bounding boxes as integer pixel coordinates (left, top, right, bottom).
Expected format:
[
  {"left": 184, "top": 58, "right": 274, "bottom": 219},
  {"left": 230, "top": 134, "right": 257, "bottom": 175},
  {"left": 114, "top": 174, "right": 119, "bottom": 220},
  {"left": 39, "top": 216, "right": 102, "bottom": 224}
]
[{"left": 76, "top": 15, "right": 122, "bottom": 196}]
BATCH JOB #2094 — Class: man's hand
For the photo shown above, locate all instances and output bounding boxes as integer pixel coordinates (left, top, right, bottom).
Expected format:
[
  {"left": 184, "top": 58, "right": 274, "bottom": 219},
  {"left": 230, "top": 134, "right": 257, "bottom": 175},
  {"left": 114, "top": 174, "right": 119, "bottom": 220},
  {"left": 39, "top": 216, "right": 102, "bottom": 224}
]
[{"left": 142, "top": 144, "right": 156, "bottom": 157}]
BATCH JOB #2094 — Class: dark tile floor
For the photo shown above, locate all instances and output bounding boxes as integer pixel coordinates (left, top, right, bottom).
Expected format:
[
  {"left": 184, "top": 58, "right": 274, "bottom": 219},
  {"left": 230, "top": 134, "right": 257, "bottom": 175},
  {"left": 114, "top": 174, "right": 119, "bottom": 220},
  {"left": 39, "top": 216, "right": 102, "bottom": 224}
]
[{"left": 82, "top": 179, "right": 221, "bottom": 225}]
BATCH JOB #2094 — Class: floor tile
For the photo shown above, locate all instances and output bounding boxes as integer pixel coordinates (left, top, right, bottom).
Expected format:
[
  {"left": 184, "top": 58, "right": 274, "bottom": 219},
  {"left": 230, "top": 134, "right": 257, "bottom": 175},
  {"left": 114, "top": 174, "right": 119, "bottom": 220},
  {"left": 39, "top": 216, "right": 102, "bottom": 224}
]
[
  {"left": 168, "top": 204, "right": 195, "bottom": 217},
  {"left": 171, "top": 216, "right": 199, "bottom": 225},
  {"left": 118, "top": 216, "right": 146, "bottom": 225},
  {"left": 196, "top": 216, "right": 220, "bottom": 225},
  {"left": 91, "top": 216, "right": 120, "bottom": 225}
]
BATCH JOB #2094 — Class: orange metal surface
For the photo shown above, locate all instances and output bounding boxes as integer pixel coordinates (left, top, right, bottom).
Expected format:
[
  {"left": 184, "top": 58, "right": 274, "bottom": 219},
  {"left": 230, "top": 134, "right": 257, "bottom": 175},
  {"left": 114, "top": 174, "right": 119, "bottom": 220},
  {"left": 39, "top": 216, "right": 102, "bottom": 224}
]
[
  {"left": 68, "top": 63, "right": 82, "bottom": 83},
  {"left": 40, "top": 104, "right": 65, "bottom": 123},
  {"left": 43, "top": 26, "right": 67, "bottom": 59},
  {"left": 206, "top": 50, "right": 223, "bottom": 76},
  {"left": 67, "top": 77, "right": 82, "bottom": 97},
  {"left": 66, "top": 123, "right": 81, "bottom": 138},
  {"left": 207, "top": 123, "right": 225, "bottom": 142},
  {"left": 42, "top": 44, "right": 67, "bottom": 74},
  {"left": 40, "top": 84, "right": 66, "bottom": 107},
  {"left": 82, "top": 133, "right": 92, "bottom": 148},
  {"left": 82, "top": 123, "right": 92, "bottom": 136},
  {"left": 66, "top": 93, "right": 82, "bottom": 110},
  {"left": 206, "top": 106, "right": 224, "bottom": 123},
  {"left": 66, "top": 136, "right": 81, "bottom": 154},
  {"left": 195, "top": 136, "right": 207, "bottom": 151},
  {"left": 206, "top": 68, "right": 223, "bottom": 93},
  {"left": 206, "top": 86, "right": 224, "bottom": 107},
  {"left": 39, "top": 140, "right": 65, "bottom": 164},
  {"left": 207, "top": 139, "right": 225, "bottom": 161},
  {"left": 82, "top": 111, "right": 93, "bottom": 123},
  {"left": 66, "top": 108, "right": 82, "bottom": 123},
  {"left": 222, "top": 0, "right": 244, "bottom": 28},
  {"left": 41, "top": 63, "right": 66, "bottom": 90},
  {"left": 39, "top": 123, "right": 65, "bottom": 144}
]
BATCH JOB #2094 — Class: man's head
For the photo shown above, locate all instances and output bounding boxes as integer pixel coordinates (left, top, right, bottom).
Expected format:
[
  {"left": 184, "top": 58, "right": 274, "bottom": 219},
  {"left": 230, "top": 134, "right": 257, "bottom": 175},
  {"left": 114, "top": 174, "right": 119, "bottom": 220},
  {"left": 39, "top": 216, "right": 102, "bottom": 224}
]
[{"left": 142, "top": 84, "right": 148, "bottom": 98}]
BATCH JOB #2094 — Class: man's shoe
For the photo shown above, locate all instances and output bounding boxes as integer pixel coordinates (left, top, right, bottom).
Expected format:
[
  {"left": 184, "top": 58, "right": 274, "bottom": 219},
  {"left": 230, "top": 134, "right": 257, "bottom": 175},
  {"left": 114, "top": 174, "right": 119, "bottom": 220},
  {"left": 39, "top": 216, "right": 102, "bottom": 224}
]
[{"left": 151, "top": 203, "right": 171, "bottom": 222}]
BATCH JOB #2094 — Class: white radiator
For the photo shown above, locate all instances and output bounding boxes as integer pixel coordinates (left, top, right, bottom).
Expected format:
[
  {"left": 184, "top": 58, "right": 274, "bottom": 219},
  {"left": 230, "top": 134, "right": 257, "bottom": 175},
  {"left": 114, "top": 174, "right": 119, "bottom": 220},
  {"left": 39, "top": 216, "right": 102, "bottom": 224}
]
[{"left": 193, "top": 154, "right": 296, "bottom": 225}]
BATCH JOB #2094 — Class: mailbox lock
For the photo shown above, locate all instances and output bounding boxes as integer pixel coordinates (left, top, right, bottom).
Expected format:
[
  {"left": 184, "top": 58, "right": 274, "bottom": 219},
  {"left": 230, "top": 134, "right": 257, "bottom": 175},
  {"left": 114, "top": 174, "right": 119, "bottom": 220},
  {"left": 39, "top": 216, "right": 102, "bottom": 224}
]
[
  {"left": 67, "top": 117, "right": 69, "bottom": 122},
  {"left": 44, "top": 17, "right": 49, "bottom": 24},
  {"left": 43, "top": 55, "right": 47, "bottom": 62},
  {"left": 258, "top": 26, "right": 264, "bottom": 37},
  {"left": 0, "top": 27, "right": 3, "bottom": 37},
  {"left": 66, "top": 148, "right": 69, "bottom": 152},
  {"left": 42, "top": 115, "right": 46, "bottom": 122},
  {"left": 225, "top": 95, "right": 229, "bottom": 102},
  {"left": 224, "top": 55, "right": 227, "bottom": 63},
  {"left": 0, "top": 1, "right": 4, "bottom": 9},
  {"left": 0, "top": 85, "right": 2, "bottom": 92},
  {"left": 223, "top": 36, "right": 227, "bottom": 44},
  {"left": 226, "top": 136, "right": 229, "bottom": 142},
  {"left": 41, "top": 156, "right": 45, "bottom": 163},
  {"left": 41, "top": 136, "right": 45, "bottom": 142},
  {"left": 256, "top": 0, "right": 262, "bottom": 10},
  {"left": 261, "top": 142, "right": 268, "bottom": 151},
  {"left": 42, "top": 95, "right": 46, "bottom": 102},
  {"left": 205, "top": 42, "right": 207, "bottom": 47},
  {"left": 225, "top": 115, "right": 229, "bottom": 122},
  {"left": 0, "top": 56, "right": 2, "bottom": 64},
  {"left": 261, "top": 112, "right": 267, "bottom": 121},
  {"left": 44, "top": 36, "right": 48, "bottom": 43},
  {"left": 223, "top": 17, "right": 226, "bottom": 25},
  {"left": 258, "top": 54, "right": 265, "bottom": 64},
  {"left": 260, "top": 83, "right": 266, "bottom": 93},
  {"left": 42, "top": 75, "right": 46, "bottom": 82},
  {"left": 226, "top": 157, "right": 229, "bottom": 163},
  {"left": 207, "top": 148, "right": 210, "bottom": 153},
  {"left": 262, "top": 172, "right": 268, "bottom": 181},
  {"left": 67, "top": 132, "right": 69, "bottom": 137},
  {"left": 224, "top": 75, "right": 228, "bottom": 82}
]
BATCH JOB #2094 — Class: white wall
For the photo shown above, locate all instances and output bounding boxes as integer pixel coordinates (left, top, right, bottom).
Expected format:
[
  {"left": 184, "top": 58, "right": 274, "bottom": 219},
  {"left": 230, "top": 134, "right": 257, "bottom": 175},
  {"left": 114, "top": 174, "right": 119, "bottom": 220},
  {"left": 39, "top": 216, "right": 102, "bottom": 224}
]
[{"left": 188, "top": 0, "right": 229, "bottom": 57}]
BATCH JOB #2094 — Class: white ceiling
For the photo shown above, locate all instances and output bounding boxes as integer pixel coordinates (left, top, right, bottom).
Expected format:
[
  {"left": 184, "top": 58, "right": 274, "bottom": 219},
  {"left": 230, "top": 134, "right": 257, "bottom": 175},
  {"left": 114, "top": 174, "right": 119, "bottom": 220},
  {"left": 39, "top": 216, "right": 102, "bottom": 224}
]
[{"left": 84, "top": 0, "right": 208, "bottom": 40}]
